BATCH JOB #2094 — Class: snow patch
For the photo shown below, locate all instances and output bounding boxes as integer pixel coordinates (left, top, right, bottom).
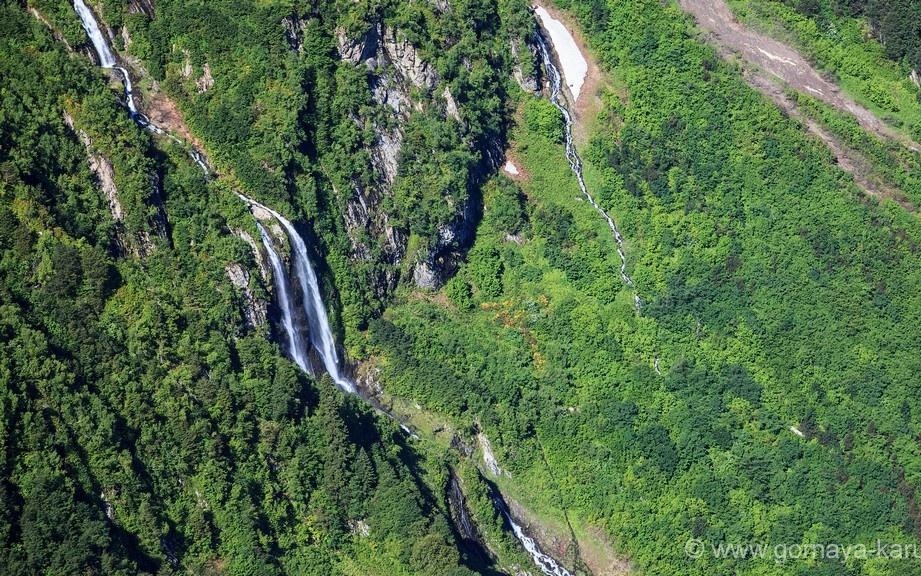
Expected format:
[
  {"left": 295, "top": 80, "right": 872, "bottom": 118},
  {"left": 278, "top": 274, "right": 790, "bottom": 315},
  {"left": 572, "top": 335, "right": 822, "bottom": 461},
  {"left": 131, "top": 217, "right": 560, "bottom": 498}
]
[
  {"left": 756, "top": 47, "right": 797, "bottom": 67},
  {"left": 534, "top": 6, "right": 587, "bottom": 102},
  {"left": 503, "top": 159, "right": 520, "bottom": 175}
]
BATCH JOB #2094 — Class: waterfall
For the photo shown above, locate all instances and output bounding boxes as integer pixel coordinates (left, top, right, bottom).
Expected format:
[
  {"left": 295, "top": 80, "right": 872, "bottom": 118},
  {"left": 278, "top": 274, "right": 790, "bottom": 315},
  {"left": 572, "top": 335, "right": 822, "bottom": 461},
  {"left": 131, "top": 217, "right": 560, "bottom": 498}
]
[
  {"left": 73, "top": 0, "right": 140, "bottom": 116},
  {"left": 492, "top": 494, "right": 573, "bottom": 576},
  {"left": 117, "top": 65, "right": 139, "bottom": 115},
  {"left": 73, "top": 0, "right": 114, "bottom": 66},
  {"left": 257, "top": 223, "right": 311, "bottom": 373},
  {"left": 239, "top": 195, "right": 356, "bottom": 394},
  {"left": 534, "top": 25, "right": 641, "bottom": 310},
  {"left": 280, "top": 218, "right": 355, "bottom": 393},
  {"left": 73, "top": 0, "right": 211, "bottom": 176}
]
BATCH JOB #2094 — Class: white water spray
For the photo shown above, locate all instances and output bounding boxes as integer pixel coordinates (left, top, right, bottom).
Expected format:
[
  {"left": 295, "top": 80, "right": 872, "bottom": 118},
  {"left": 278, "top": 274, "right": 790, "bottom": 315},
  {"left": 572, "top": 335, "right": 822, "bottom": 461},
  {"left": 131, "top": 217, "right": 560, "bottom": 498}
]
[
  {"left": 257, "top": 223, "right": 311, "bottom": 372},
  {"left": 73, "top": 0, "right": 114, "bottom": 66},
  {"left": 73, "top": 0, "right": 140, "bottom": 116},
  {"left": 492, "top": 495, "right": 573, "bottom": 576},
  {"left": 238, "top": 195, "right": 355, "bottom": 394}
]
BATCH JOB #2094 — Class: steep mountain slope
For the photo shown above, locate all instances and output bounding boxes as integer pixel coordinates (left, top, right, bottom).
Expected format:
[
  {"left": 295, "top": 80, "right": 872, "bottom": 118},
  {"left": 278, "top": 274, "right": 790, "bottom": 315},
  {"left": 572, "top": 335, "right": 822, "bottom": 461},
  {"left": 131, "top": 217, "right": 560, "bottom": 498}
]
[
  {"left": 4, "top": 0, "right": 921, "bottom": 575},
  {"left": 99, "top": 0, "right": 541, "bottom": 343},
  {"left": 0, "top": 4, "right": 494, "bottom": 574},
  {"left": 371, "top": 0, "right": 921, "bottom": 575}
]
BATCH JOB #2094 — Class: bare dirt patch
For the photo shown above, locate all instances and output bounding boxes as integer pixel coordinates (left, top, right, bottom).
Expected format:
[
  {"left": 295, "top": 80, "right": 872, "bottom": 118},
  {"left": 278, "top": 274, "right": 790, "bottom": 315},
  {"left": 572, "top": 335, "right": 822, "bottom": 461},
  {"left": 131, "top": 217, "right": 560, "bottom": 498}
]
[
  {"left": 743, "top": 71, "right": 917, "bottom": 211},
  {"left": 677, "top": 0, "right": 919, "bottom": 152},
  {"left": 406, "top": 289, "right": 452, "bottom": 308},
  {"left": 140, "top": 87, "right": 205, "bottom": 151},
  {"left": 677, "top": 0, "right": 918, "bottom": 210}
]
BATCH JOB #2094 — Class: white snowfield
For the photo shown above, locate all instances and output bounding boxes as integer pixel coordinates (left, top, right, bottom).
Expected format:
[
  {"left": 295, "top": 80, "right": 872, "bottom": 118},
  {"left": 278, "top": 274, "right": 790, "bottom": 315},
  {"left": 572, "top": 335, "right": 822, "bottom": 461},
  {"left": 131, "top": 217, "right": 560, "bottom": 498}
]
[{"left": 534, "top": 5, "right": 587, "bottom": 102}]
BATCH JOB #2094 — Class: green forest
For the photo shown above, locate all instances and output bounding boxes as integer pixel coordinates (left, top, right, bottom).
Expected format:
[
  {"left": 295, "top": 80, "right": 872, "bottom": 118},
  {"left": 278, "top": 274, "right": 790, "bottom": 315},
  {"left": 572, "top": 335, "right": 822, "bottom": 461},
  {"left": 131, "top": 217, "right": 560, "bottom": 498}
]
[
  {"left": 0, "top": 1, "right": 504, "bottom": 574},
  {"left": 3, "top": 0, "right": 921, "bottom": 574}
]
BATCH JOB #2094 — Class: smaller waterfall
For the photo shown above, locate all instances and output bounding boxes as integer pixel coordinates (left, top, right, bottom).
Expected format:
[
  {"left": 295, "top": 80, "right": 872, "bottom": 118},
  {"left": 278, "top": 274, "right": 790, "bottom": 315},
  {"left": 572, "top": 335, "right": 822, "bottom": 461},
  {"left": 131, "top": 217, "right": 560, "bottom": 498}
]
[
  {"left": 491, "top": 494, "right": 573, "bottom": 576},
  {"left": 534, "top": 25, "right": 641, "bottom": 310},
  {"left": 73, "top": 0, "right": 114, "bottom": 66},
  {"left": 257, "top": 223, "right": 311, "bottom": 373},
  {"left": 450, "top": 476, "right": 479, "bottom": 543},
  {"left": 239, "top": 195, "right": 355, "bottom": 394},
  {"left": 117, "top": 66, "right": 139, "bottom": 115}
]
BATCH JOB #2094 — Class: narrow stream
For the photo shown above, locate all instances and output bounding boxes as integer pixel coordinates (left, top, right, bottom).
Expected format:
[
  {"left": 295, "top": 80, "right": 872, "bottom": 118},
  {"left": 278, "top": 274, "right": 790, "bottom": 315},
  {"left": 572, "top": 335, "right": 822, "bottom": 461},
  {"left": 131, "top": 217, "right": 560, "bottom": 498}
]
[
  {"left": 534, "top": 22, "right": 641, "bottom": 310},
  {"left": 491, "top": 489, "right": 573, "bottom": 576},
  {"left": 72, "top": 4, "right": 573, "bottom": 574}
]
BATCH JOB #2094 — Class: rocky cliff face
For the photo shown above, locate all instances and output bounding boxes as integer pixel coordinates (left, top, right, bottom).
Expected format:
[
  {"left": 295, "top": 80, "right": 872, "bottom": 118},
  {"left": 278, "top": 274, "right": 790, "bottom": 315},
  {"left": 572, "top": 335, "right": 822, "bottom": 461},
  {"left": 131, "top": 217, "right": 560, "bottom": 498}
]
[
  {"left": 63, "top": 111, "right": 164, "bottom": 256},
  {"left": 511, "top": 36, "right": 542, "bottom": 94},
  {"left": 228, "top": 228, "right": 271, "bottom": 332},
  {"left": 331, "top": 20, "right": 482, "bottom": 291},
  {"left": 225, "top": 262, "right": 268, "bottom": 331}
]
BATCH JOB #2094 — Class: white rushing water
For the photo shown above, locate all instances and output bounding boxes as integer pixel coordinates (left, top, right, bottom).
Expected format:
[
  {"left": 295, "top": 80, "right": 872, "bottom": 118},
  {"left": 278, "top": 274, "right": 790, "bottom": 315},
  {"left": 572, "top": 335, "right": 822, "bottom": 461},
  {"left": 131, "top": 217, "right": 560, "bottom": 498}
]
[
  {"left": 117, "top": 66, "right": 139, "bottom": 115},
  {"left": 73, "top": 0, "right": 139, "bottom": 115},
  {"left": 277, "top": 214, "right": 356, "bottom": 393},
  {"left": 257, "top": 223, "right": 311, "bottom": 372},
  {"left": 534, "top": 6, "right": 587, "bottom": 102},
  {"left": 492, "top": 496, "right": 573, "bottom": 576},
  {"left": 73, "top": 0, "right": 114, "bottom": 66},
  {"left": 238, "top": 195, "right": 356, "bottom": 394},
  {"left": 535, "top": 26, "right": 641, "bottom": 309}
]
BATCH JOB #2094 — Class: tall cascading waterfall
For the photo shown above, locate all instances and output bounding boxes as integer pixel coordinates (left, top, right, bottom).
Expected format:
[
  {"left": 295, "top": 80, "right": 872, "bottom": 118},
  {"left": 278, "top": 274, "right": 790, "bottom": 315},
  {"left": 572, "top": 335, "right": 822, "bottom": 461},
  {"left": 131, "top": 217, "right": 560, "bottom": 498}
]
[
  {"left": 534, "top": 25, "right": 641, "bottom": 310},
  {"left": 238, "top": 195, "right": 356, "bottom": 394},
  {"left": 73, "top": 0, "right": 140, "bottom": 117},
  {"left": 257, "top": 223, "right": 311, "bottom": 373}
]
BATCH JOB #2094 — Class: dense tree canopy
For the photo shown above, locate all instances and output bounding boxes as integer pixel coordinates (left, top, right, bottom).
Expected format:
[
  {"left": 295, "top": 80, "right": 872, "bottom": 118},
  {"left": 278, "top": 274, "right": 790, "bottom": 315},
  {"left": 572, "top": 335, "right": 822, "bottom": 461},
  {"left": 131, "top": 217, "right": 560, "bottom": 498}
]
[
  {"left": 0, "top": 2, "right": 485, "bottom": 573},
  {"left": 5, "top": 0, "right": 921, "bottom": 574}
]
